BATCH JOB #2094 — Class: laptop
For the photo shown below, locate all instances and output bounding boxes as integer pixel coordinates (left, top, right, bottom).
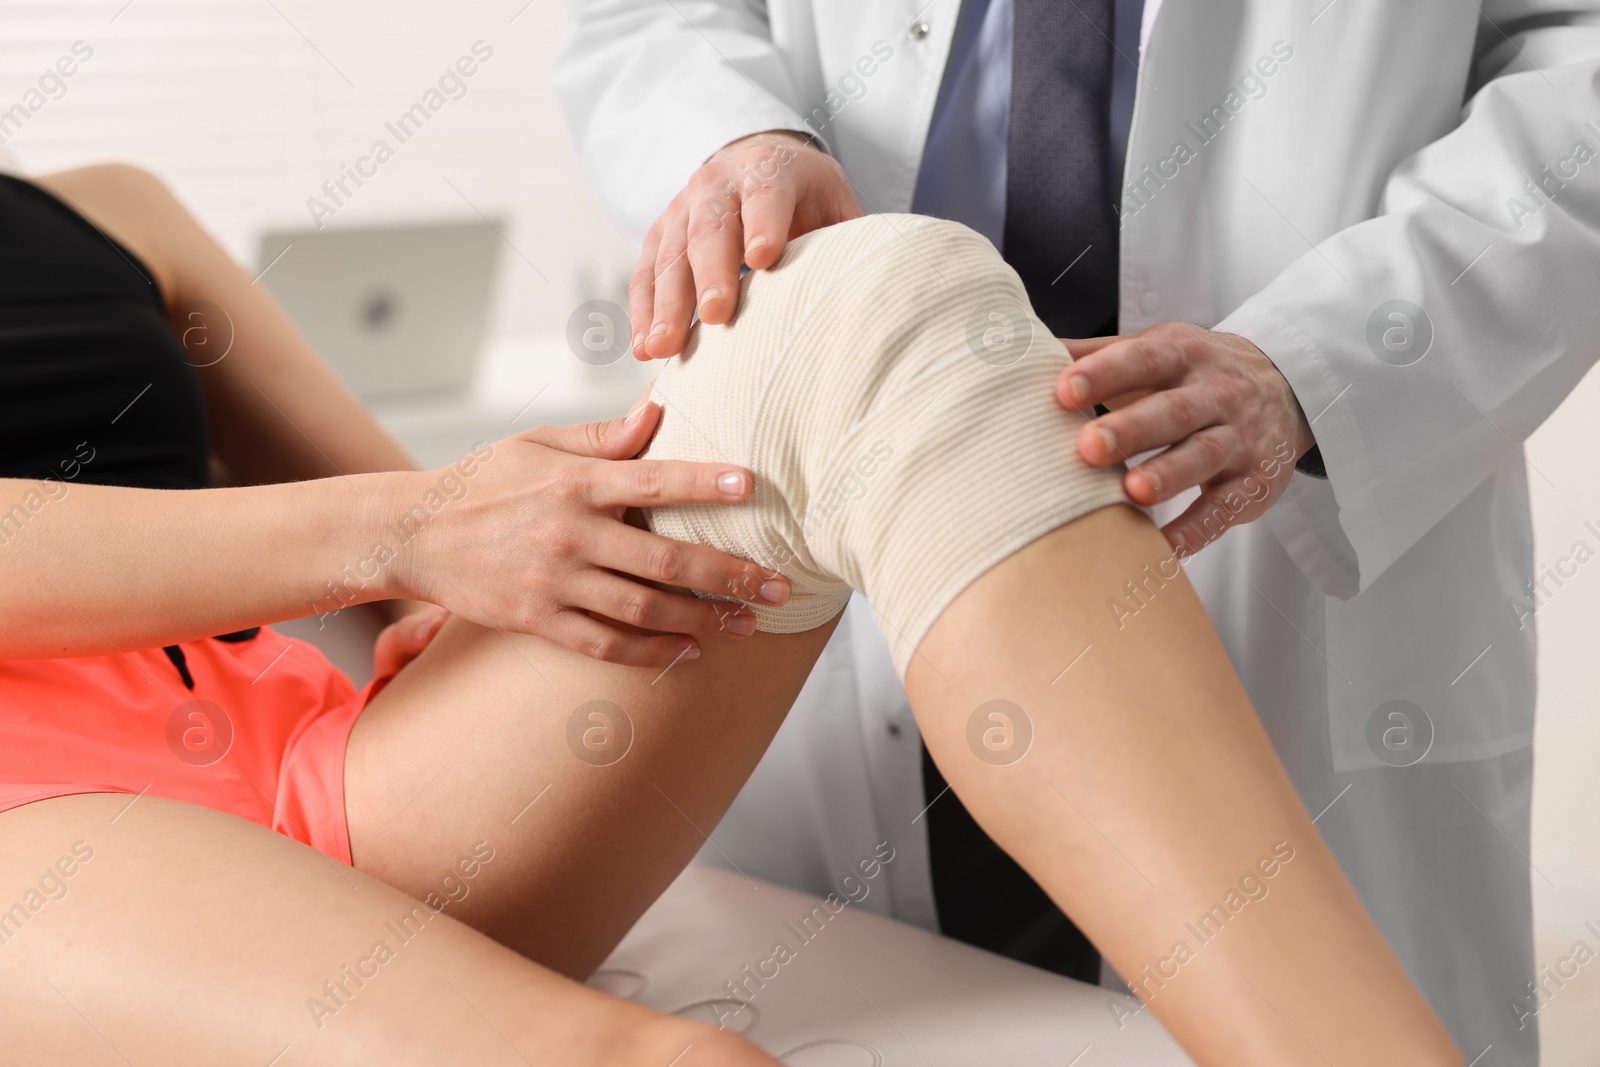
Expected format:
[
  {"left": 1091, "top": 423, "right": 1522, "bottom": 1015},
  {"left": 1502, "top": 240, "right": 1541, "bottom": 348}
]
[{"left": 256, "top": 219, "right": 500, "bottom": 401}]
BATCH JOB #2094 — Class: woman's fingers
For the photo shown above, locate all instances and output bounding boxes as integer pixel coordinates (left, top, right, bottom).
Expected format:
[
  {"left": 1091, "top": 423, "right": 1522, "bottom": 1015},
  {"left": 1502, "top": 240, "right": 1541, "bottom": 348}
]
[
  {"left": 582, "top": 455, "right": 755, "bottom": 509},
  {"left": 573, "top": 571, "right": 759, "bottom": 640},
  {"left": 372, "top": 604, "right": 450, "bottom": 679},
  {"left": 528, "top": 413, "right": 767, "bottom": 514},
  {"left": 526, "top": 403, "right": 662, "bottom": 461},
  {"left": 533, "top": 430, "right": 795, "bottom": 603},
  {"left": 394, "top": 420, "right": 793, "bottom": 665},
  {"left": 598, "top": 522, "right": 790, "bottom": 606},
  {"left": 545, "top": 608, "right": 701, "bottom": 669}
]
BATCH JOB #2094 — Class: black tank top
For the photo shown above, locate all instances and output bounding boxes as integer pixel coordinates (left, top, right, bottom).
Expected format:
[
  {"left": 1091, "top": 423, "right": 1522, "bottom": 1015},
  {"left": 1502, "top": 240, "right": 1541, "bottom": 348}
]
[
  {"left": 0, "top": 173, "right": 209, "bottom": 490},
  {"left": 0, "top": 174, "right": 244, "bottom": 687}
]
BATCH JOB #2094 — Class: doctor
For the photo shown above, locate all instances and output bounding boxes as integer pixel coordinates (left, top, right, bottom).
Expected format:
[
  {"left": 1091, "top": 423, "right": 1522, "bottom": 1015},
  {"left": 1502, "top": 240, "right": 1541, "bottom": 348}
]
[{"left": 556, "top": 2, "right": 1600, "bottom": 1061}]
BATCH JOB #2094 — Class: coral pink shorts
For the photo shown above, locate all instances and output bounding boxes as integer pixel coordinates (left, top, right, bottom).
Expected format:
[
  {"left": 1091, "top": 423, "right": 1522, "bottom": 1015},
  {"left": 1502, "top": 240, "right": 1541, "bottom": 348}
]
[{"left": 0, "top": 627, "right": 388, "bottom": 864}]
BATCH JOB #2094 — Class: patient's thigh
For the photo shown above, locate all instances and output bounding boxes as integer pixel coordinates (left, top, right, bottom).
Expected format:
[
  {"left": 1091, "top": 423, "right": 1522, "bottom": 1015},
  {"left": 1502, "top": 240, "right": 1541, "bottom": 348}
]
[
  {"left": 344, "top": 615, "right": 837, "bottom": 978},
  {"left": 0, "top": 794, "right": 723, "bottom": 1067}
]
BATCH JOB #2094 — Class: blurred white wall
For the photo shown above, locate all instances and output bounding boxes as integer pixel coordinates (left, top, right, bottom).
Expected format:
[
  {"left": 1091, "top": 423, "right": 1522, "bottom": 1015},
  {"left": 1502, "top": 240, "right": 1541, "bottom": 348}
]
[
  {"left": 0, "top": 0, "right": 633, "bottom": 346},
  {"left": 1526, "top": 364, "right": 1600, "bottom": 1064},
  {"left": 3, "top": 3, "right": 1598, "bottom": 1060}
]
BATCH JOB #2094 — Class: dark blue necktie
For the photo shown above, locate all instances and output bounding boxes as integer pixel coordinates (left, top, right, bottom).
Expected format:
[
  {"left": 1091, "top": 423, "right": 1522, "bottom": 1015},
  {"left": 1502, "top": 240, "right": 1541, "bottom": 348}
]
[
  {"left": 1003, "top": 0, "right": 1119, "bottom": 339},
  {"left": 925, "top": 0, "right": 1117, "bottom": 988}
]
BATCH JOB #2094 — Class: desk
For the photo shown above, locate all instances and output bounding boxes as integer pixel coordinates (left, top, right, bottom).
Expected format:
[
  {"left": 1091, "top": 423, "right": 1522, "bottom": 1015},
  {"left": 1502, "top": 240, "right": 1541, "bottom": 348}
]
[{"left": 594, "top": 865, "right": 1194, "bottom": 1066}]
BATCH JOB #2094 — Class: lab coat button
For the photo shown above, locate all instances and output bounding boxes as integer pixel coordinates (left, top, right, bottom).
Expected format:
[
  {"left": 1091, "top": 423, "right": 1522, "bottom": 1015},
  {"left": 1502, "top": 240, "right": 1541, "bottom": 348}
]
[
  {"left": 1138, "top": 290, "right": 1161, "bottom": 316},
  {"left": 887, "top": 722, "right": 902, "bottom": 739},
  {"left": 909, "top": 20, "right": 931, "bottom": 39}
]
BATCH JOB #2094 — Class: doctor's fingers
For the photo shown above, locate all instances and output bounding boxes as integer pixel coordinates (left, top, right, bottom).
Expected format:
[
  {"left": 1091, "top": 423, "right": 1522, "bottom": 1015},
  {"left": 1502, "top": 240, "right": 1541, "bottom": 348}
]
[
  {"left": 591, "top": 522, "right": 791, "bottom": 608},
  {"left": 1075, "top": 385, "right": 1226, "bottom": 467},
  {"left": 629, "top": 219, "right": 666, "bottom": 359},
  {"left": 683, "top": 183, "right": 761, "bottom": 326},
  {"left": 737, "top": 176, "right": 801, "bottom": 271},
  {"left": 1121, "top": 425, "right": 1242, "bottom": 507},
  {"left": 1159, "top": 468, "right": 1283, "bottom": 555},
  {"left": 1056, "top": 332, "right": 1189, "bottom": 410},
  {"left": 1058, "top": 333, "right": 1123, "bottom": 363},
  {"left": 642, "top": 211, "right": 700, "bottom": 359}
]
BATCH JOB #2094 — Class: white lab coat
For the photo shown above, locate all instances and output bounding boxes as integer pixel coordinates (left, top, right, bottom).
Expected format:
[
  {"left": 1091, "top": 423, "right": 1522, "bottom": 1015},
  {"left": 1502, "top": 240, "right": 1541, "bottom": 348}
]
[{"left": 556, "top": 2, "right": 1600, "bottom": 1059}]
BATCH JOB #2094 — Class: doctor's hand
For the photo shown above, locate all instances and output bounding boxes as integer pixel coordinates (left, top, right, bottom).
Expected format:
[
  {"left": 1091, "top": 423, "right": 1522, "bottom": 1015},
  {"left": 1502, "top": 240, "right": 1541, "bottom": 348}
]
[
  {"left": 631, "top": 130, "right": 863, "bottom": 359},
  {"left": 388, "top": 402, "right": 791, "bottom": 669},
  {"left": 1057, "top": 322, "right": 1316, "bottom": 553}
]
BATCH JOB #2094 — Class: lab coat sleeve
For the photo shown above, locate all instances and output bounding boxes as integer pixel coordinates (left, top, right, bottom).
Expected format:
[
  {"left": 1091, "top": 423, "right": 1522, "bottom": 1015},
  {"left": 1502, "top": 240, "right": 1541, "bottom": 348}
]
[
  {"left": 1216, "top": 6, "right": 1600, "bottom": 598},
  {"left": 553, "top": 0, "right": 820, "bottom": 247}
]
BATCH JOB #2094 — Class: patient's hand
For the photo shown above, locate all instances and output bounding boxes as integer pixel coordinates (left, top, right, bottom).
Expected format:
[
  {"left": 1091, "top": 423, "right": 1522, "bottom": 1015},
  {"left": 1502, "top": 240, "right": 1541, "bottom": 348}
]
[
  {"left": 383, "top": 402, "right": 791, "bottom": 668},
  {"left": 372, "top": 603, "right": 449, "bottom": 680}
]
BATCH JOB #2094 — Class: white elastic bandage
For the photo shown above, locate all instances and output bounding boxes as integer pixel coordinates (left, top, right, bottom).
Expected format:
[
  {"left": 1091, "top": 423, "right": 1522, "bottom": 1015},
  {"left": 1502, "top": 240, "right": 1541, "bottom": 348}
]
[{"left": 642, "top": 214, "right": 1128, "bottom": 678}]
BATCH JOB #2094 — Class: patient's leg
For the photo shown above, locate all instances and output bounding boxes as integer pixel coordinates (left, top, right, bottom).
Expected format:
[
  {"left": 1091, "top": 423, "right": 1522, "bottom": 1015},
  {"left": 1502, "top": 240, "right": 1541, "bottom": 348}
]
[
  {"left": 345, "top": 616, "right": 839, "bottom": 978},
  {"left": 908, "top": 503, "right": 1459, "bottom": 1065},
  {"left": 348, "top": 213, "right": 1459, "bottom": 1066},
  {"left": 348, "top": 513, "right": 1456, "bottom": 1067},
  {"left": 0, "top": 794, "right": 768, "bottom": 1067}
]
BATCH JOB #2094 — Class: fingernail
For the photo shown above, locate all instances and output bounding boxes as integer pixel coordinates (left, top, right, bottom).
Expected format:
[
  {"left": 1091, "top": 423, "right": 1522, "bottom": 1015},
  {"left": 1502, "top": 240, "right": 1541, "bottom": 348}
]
[
  {"left": 1096, "top": 424, "right": 1118, "bottom": 454},
  {"left": 413, "top": 614, "right": 440, "bottom": 641},
  {"left": 1138, "top": 466, "right": 1161, "bottom": 494},
  {"left": 1067, "top": 374, "right": 1090, "bottom": 403},
  {"left": 649, "top": 321, "right": 667, "bottom": 338},
  {"left": 717, "top": 470, "right": 747, "bottom": 496},
  {"left": 625, "top": 403, "right": 647, "bottom": 425},
  {"left": 632, "top": 332, "right": 646, "bottom": 352},
  {"left": 758, "top": 579, "right": 789, "bottom": 605},
  {"left": 680, "top": 644, "right": 701, "bottom": 661},
  {"left": 747, "top": 235, "right": 769, "bottom": 255},
  {"left": 726, "top": 613, "right": 757, "bottom": 636},
  {"left": 699, "top": 287, "right": 722, "bottom": 314}
]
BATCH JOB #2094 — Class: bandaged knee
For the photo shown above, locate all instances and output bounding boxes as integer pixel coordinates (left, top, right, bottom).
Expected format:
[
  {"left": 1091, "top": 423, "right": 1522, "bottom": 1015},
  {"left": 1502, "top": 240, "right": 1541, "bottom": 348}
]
[{"left": 641, "top": 213, "right": 1128, "bottom": 678}]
